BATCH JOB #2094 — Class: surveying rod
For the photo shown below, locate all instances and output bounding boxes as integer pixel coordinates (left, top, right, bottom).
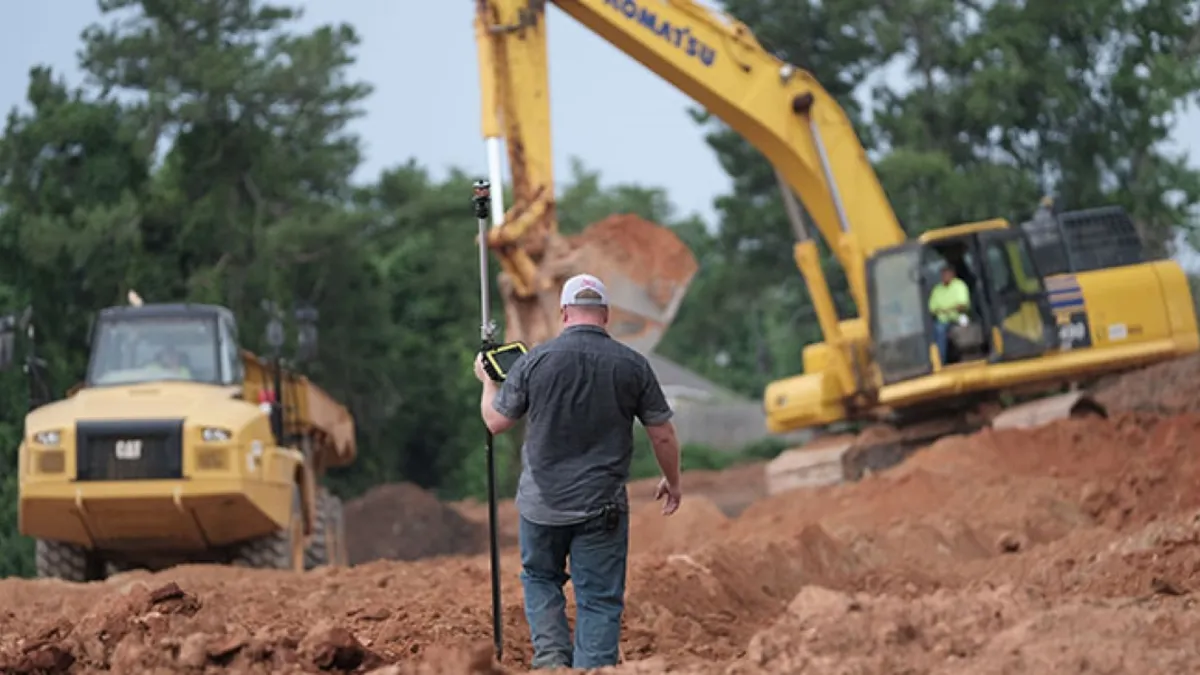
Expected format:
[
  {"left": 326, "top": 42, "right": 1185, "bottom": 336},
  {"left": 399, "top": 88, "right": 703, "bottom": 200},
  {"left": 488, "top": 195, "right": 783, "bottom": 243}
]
[{"left": 472, "top": 179, "right": 504, "bottom": 661}]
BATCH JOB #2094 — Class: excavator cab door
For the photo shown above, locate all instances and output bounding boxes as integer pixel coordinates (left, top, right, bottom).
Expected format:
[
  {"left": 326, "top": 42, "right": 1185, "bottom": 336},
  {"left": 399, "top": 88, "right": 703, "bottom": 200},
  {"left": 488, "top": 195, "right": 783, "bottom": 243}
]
[
  {"left": 867, "top": 243, "right": 933, "bottom": 385},
  {"left": 978, "top": 230, "right": 1055, "bottom": 361}
]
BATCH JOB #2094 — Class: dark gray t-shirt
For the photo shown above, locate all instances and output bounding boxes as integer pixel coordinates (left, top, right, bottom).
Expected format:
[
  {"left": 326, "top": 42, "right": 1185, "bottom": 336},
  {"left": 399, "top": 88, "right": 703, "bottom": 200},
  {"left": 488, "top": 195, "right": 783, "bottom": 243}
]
[{"left": 492, "top": 324, "right": 674, "bottom": 526}]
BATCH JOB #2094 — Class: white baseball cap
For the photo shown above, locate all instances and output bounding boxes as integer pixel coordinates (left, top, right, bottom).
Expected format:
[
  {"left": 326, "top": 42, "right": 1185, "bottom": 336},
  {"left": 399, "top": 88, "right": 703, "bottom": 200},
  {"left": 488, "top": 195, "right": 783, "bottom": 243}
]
[{"left": 560, "top": 273, "right": 609, "bottom": 307}]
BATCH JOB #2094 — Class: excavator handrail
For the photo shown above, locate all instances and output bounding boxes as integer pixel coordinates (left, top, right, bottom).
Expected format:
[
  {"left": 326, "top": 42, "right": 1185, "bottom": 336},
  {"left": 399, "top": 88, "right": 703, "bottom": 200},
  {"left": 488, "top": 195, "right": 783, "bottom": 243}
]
[{"left": 476, "top": 0, "right": 909, "bottom": 317}]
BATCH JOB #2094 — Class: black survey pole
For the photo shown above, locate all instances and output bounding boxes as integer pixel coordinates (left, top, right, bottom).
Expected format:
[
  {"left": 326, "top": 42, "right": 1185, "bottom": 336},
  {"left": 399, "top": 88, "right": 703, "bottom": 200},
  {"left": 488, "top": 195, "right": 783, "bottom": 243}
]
[{"left": 473, "top": 179, "right": 504, "bottom": 662}]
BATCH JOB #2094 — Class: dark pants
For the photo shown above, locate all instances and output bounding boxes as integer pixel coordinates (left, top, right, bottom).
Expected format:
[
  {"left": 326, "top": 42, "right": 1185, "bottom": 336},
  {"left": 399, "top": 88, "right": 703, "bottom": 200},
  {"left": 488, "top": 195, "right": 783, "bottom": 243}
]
[{"left": 518, "top": 511, "right": 629, "bottom": 669}]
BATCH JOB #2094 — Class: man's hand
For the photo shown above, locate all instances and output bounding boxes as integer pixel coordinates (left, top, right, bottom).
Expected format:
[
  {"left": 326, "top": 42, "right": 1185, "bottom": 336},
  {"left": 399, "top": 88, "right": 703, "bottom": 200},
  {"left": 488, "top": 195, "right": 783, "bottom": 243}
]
[
  {"left": 473, "top": 352, "right": 489, "bottom": 384},
  {"left": 654, "top": 477, "right": 681, "bottom": 516}
]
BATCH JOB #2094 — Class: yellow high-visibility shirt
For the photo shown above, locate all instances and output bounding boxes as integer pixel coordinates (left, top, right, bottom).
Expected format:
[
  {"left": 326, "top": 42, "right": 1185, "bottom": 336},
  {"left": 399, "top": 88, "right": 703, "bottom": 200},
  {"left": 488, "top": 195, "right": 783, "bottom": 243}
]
[{"left": 928, "top": 278, "right": 970, "bottom": 323}]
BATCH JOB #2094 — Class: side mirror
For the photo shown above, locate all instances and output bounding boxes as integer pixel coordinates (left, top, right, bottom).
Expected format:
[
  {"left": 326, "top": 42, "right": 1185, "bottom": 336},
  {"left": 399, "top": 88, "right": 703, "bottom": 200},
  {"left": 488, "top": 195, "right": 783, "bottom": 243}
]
[
  {"left": 0, "top": 312, "right": 16, "bottom": 371},
  {"left": 265, "top": 316, "right": 285, "bottom": 351},
  {"left": 295, "top": 306, "right": 319, "bottom": 362},
  {"left": 262, "top": 300, "right": 285, "bottom": 352}
]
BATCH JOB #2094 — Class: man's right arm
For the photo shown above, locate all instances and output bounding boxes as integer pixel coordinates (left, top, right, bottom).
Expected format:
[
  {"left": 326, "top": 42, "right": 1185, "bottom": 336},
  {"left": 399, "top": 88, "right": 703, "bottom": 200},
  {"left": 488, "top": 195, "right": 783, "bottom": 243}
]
[{"left": 635, "top": 362, "right": 680, "bottom": 489}]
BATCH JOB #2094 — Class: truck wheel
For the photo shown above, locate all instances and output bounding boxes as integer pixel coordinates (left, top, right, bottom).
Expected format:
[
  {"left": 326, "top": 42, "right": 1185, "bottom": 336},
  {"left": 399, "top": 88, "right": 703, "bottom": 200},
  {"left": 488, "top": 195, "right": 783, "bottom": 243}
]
[
  {"left": 231, "top": 483, "right": 304, "bottom": 571},
  {"left": 304, "top": 487, "right": 340, "bottom": 570},
  {"left": 35, "top": 539, "right": 104, "bottom": 582},
  {"left": 104, "top": 560, "right": 140, "bottom": 577}
]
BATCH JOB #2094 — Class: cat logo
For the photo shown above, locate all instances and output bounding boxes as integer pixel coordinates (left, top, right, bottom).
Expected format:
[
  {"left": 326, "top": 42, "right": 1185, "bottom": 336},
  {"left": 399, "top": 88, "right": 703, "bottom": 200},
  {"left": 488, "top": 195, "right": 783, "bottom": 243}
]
[{"left": 114, "top": 439, "right": 143, "bottom": 460}]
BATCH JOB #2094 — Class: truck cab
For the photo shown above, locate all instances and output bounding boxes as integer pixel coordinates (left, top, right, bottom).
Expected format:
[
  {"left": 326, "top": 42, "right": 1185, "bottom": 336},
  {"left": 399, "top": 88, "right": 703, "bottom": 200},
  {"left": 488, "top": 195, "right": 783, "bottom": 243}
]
[{"left": 86, "top": 303, "right": 243, "bottom": 391}]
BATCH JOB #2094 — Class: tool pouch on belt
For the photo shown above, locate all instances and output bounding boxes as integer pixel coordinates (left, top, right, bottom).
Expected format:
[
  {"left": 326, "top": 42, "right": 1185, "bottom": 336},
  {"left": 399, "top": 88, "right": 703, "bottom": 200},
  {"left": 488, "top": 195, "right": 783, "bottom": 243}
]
[{"left": 600, "top": 504, "right": 620, "bottom": 532}]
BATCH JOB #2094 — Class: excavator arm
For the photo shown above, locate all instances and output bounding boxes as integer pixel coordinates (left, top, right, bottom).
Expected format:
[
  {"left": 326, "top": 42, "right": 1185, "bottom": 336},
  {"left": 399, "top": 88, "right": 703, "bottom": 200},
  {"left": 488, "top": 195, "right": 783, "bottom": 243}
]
[
  {"left": 475, "top": 0, "right": 907, "bottom": 397},
  {"left": 475, "top": 0, "right": 700, "bottom": 354}
]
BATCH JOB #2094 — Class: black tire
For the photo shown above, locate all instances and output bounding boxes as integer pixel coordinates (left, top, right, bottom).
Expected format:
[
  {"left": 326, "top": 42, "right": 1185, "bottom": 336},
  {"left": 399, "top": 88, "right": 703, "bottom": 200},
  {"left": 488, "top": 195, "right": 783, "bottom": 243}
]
[
  {"left": 230, "top": 483, "right": 304, "bottom": 571},
  {"left": 35, "top": 539, "right": 104, "bottom": 582},
  {"left": 304, "top": 486, "right": 346, "bottom": 569},
  {"left": 329, "top": 493, "right": 348, "bottom": 567}
]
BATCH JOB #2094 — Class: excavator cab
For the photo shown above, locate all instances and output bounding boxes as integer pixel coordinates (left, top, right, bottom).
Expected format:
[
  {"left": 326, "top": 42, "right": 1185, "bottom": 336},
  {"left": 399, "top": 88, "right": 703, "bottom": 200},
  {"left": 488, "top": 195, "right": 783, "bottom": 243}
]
[{"left": 869, "top": 224, "right": 1056, "bottom": 385}]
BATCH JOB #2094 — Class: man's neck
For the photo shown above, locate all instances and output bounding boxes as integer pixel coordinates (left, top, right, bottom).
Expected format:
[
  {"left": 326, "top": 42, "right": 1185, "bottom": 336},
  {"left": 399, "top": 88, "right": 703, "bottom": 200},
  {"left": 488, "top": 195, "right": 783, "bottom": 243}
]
[{"left": 563, "top": 321, "right": 606, "bottom": 331}]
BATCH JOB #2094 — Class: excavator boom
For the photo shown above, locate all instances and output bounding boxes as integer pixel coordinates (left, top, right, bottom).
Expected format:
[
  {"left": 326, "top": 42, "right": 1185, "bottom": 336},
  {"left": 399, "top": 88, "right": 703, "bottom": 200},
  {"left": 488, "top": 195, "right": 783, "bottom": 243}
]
[
  {"left": 475, "top": 0, "right": 907, "bottom": 388},
  {"left": 556, "top": 0, "right": 910, "bottom": 279}
]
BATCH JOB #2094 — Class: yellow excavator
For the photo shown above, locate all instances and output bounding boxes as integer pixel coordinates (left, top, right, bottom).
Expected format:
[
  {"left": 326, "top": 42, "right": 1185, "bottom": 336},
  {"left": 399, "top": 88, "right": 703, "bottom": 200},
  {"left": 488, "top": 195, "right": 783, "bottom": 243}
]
[{"left": 473, "top": 0, "right": 1200, "bottom": 487}]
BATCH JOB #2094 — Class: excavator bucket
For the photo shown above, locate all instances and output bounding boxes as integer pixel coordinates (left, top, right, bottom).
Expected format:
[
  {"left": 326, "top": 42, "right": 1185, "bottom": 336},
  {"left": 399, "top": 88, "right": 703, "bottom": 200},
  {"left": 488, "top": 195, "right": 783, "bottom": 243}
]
[
  {"left": 560, "top": 214, "right": 699, "bottom": 354},
  {"left": 500, "top": 214, "right": 698, "bottom": 354}
]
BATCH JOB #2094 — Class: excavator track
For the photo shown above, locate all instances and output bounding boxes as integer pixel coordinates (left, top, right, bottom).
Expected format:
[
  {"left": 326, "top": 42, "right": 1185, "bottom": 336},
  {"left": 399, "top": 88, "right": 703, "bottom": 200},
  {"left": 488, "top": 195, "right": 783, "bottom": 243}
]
[{"left": 767, "top": 387, "right": 1110, "bottom": 495}]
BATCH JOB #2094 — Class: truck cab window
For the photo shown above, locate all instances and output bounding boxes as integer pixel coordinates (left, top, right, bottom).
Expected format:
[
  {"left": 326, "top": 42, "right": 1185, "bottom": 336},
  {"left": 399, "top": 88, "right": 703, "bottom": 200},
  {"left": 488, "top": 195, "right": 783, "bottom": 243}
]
[{"left": 87, "top": 316, "right": 220, "bottom": 386}]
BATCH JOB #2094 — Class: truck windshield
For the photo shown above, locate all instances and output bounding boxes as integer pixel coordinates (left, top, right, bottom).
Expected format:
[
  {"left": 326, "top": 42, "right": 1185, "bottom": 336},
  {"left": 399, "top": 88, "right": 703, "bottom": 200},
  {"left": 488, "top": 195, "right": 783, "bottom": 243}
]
[{"left": 87, "top": 315, "right": 220, "bottom": 386}]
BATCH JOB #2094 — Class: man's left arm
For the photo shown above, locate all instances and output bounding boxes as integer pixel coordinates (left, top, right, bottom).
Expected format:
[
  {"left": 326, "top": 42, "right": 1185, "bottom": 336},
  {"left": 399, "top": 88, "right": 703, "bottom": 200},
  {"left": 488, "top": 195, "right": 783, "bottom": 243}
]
[
  {"left": 954, "top": 279, "right": 971, "bottom": 312},
  {"left": 475, "top": 352, "right": 529, "bottom": 435}
]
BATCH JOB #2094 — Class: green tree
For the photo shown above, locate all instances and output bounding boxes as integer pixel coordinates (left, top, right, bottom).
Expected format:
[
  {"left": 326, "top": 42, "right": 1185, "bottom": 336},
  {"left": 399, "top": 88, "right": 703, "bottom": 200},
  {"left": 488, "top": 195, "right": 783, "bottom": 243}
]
[{"left": 0, "top": 66, "right": 151, "bottom": 577}]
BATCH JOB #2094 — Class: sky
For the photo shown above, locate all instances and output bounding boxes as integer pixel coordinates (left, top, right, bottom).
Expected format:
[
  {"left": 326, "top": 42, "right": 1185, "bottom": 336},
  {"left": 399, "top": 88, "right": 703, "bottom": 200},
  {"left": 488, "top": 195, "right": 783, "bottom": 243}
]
[{"left": 2, "top": 1, "right": 1199, "bottom": 238}]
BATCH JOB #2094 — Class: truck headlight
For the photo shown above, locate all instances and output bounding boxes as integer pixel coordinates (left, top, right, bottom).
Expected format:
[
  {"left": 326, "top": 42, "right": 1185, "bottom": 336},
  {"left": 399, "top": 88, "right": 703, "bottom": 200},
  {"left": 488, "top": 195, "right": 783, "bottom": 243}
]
[
  {"left": 33, "top": 430, "right": 61, "bottom": 447},
  {"left": 201, "top": 427, "right": 232, "bottom": 442}
]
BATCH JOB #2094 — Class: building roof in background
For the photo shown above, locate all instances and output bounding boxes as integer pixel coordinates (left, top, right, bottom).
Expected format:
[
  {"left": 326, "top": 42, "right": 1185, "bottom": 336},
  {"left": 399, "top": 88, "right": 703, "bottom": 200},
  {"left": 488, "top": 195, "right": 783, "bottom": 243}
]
[{"left": 647, "top": 353, "right": 750, "bottom": 404}]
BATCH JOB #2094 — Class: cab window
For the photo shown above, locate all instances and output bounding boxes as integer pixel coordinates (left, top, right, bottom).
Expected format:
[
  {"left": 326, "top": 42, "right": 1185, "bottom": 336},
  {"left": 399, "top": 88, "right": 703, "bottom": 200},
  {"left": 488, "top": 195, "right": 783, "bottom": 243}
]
[{"left": 218, "top": 317, "right": 243, "bottom": 385}]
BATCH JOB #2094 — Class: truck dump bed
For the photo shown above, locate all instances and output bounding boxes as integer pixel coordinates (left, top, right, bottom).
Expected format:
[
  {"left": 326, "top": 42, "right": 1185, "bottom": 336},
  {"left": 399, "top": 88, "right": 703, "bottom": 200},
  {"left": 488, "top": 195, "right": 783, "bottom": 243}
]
[{"left": 241, "top": 350, "right": 356, "bottom": 469}]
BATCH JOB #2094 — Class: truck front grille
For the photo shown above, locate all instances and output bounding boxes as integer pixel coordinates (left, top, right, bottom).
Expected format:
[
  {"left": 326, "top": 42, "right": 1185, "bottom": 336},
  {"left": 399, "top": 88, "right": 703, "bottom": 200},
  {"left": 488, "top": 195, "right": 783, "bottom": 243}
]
[{"left": 75, "top": 419, "right": 185, "bottom": 481}]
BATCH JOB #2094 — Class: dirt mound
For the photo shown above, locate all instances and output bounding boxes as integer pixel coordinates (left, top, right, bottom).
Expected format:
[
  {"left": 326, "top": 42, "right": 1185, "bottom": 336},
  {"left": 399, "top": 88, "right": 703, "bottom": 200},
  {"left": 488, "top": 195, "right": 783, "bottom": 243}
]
[
  {"left": 344, "top": 482, "right": 484, "bottom": 564},
  {"left": 725, "top": 583, "right": 1200, "bottom": 674},
  {"left": 626, "top": 461, "right": 767, "bottom": 517},
  {"left": 628, "top": 496, "right": 729, "bottom": 555},
  {"left": 1093, "top": 352, "right": 1200, "bottom": 414},
  {"left": 5, "top": 409, "right": 1200, "bottom": 673},
  {"left": 447, "top": 461, "right": 769, "bottom": 556},
  {"left": 0, "top": 579, "right": 388, "bottom": 674},
  {"left": 449, "top": 498, "right": 522, "bottom": 551}
]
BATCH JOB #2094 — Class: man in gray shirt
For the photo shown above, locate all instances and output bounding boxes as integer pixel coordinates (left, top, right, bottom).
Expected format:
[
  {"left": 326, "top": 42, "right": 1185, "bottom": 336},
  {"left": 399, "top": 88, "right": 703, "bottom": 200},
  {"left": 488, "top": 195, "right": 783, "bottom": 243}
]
[{"left": 474, "top": 273, "right": 682, "bottom": 670}]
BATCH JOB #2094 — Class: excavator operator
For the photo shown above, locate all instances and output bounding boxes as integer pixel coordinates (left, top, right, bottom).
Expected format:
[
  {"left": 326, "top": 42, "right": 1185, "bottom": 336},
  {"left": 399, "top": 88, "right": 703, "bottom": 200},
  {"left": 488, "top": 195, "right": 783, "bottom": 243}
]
[{"left": 929, "top": 263, "right": 971, "bottom": 365}]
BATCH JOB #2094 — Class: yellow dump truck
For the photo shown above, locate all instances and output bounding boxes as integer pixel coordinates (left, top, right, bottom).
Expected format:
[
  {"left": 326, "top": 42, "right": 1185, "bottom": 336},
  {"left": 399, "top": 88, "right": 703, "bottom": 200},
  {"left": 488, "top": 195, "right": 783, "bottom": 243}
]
[{"left": 11, "top": 301, "right": 354, "bottom": 580}]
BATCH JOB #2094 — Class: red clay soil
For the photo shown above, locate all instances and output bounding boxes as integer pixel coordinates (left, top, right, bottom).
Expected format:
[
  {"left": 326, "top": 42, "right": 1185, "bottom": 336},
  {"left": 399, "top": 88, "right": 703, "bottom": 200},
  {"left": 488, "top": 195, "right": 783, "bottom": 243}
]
[
  {"left": 4, "top": 358, "right": 1200, "bottom": 673},
  {"left": 1092, "top": 352, "right": 1200, "bottom": 415},
  {"left": 343, "top": 483, "right": 484, "bottom": 564}
]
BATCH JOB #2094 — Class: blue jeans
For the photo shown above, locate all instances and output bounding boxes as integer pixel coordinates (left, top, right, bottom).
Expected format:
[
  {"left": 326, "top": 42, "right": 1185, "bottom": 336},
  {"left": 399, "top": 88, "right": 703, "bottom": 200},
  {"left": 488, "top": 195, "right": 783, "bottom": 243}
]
[
  {"left": 518, "top": 511, "right": 629, "bottom": 669},
  {"left": 934, "top": 321, "right": 950, "bottom": 365}
]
